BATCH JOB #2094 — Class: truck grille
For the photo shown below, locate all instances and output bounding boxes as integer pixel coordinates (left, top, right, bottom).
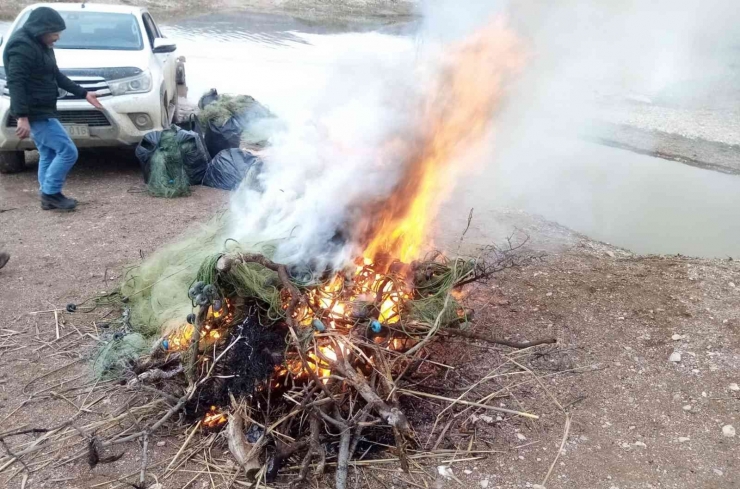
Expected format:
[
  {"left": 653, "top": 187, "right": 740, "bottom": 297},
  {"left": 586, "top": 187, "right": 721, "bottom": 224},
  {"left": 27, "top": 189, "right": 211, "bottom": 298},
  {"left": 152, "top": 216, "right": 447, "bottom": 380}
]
[
  {"left": 7, "top": 111, "right": 112, "bottom": 127},
  {"left": 1, "top": 76, "right": 112, "bottom": 100},
  {"left": 59, "top": 76, "right": 112, "bottom": 100}
]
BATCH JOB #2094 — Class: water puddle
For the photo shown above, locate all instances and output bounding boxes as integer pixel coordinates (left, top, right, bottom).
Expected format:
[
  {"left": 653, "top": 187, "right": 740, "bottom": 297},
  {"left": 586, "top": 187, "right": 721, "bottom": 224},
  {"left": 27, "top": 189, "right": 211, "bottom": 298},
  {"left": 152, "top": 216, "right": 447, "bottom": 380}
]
[{"left": 448, "top": 138, "right": 740, "bottom": 258}]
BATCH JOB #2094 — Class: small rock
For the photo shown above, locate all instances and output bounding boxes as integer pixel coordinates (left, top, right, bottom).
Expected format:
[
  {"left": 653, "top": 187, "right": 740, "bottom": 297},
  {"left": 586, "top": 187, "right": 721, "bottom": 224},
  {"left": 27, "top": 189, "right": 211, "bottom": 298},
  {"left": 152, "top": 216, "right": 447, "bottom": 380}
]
[
  {"left": 464, "top": 470, "right": 473, "bottom": 475},
  {"left": 722, "top": 425, "right": 736, "bottom": 438},
  {"left": 437, "top": 466, "right": 454, "bottom": 479},
  {"left": 480, "top": 479, "right": 490, "bottom": 489},
  {"left": 669, "top": 352, "right": 682, "bottom": 363},
  {"left": 714, "top": 469, "right": 724, "bottom": 476},
  {"left": 683, "top": 405, "right": 692, "bottom": 411},
  {"left": 702, "top": 392, "right": 708, "bottom": 398},
  {"left": 533, "top": 485, "right": 547, "bottom": 489},
  {"left": 618, "top": 316, "right": 625, "bottom": 320},
  {"left": 672, "top": 334, "right": 685, "bottom": 341},
  {"left": 634, "top": 441, "right": 647, "bottom": 448},
  {"left": 516, "top": 433, "right": 527, "bottom": 441},
  {"left": 729, "top": 282, "right": 736, "bottom": 288},
  {"left": 729, "top": 383, "right": 739, "bottom": 392},
  {"left": 678, "top": 437, "right": 690, "bottom": 443},
  {"left": 156, "top": 441, "right": 166, "bottom": 447}
]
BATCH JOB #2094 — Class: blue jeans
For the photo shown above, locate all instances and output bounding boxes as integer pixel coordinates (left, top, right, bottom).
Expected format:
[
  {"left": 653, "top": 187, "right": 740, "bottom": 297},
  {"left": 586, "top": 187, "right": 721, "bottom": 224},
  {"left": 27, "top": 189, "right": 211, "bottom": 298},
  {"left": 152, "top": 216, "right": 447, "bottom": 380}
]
[{"left": 30, "top": 119, "right": 79, "bottom": 195}]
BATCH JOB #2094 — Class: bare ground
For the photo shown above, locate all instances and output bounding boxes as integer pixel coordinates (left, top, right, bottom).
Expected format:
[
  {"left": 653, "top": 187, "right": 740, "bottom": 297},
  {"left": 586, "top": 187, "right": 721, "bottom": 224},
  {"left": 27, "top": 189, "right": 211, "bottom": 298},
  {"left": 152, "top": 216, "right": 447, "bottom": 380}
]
[{"left": 1, "top": 156, "right": 739, "bottom": 488}]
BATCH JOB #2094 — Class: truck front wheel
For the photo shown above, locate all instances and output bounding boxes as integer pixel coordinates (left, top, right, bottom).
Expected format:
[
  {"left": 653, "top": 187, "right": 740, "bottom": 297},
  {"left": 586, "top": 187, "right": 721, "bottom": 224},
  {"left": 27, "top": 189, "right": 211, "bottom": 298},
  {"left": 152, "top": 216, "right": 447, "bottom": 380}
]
[{"left": 0, "top": 151, "right": 25, "bottom": 174}]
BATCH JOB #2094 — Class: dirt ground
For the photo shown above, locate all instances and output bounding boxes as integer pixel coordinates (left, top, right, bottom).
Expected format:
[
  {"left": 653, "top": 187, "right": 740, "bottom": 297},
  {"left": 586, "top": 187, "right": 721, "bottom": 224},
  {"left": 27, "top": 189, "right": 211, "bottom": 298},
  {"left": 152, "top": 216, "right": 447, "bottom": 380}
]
[{"left": 1, "top": 153, "right": 738, "bottom": 488}]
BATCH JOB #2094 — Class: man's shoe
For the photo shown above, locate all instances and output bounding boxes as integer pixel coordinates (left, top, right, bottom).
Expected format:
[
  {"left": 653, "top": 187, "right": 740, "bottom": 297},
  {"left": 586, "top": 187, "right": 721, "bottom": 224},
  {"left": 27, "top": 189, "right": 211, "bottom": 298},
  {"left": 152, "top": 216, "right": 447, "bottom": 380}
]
[
  {"left": 0, "top": 252, "right": 9, "bottom": 270},
  {"left": 40, "top": 190, "right": 77, "bottom": 205},
  {"left": 41, "top": 192, "right": 77, "bottom": 211}
]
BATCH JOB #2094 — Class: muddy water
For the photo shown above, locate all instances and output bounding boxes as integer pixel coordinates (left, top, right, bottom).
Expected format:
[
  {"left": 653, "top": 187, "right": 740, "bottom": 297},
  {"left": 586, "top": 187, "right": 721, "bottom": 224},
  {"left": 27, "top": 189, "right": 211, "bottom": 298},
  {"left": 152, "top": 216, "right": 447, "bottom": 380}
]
[
  {"left": 3, "top": 14, "right": 739, "bottom": 258},
  {"left": 444, "top": 138, "right": 740, "bottom": 258},
  {"left": 162, "top": 13, "right": 414, "bottom": 115}
]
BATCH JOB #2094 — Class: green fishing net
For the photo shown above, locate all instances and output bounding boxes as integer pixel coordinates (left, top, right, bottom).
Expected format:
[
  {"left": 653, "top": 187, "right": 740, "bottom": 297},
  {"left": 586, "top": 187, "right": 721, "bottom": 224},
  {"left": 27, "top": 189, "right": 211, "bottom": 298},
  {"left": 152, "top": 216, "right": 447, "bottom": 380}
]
[
  {"left": 198, "top": 94, "right": 272, "bottom": 127},
  {"left": 146, "top": 129, "right": 192, "bottom": 198}
]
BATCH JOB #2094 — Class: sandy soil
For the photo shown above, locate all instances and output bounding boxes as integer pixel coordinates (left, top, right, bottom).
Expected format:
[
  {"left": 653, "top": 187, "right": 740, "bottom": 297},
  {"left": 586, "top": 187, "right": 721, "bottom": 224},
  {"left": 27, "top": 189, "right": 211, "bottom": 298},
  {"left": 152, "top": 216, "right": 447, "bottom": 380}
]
[{"left": 1, "top": 152, "right": 738, "bottom": 488}]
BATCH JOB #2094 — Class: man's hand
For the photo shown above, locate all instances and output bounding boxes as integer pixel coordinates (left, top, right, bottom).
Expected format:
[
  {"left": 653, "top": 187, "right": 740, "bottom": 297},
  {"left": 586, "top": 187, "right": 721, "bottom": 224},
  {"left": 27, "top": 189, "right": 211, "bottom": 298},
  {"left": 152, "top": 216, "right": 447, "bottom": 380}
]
[
  {"left": 16, "top": 117, "right": 31, "bottom": 140},
  {"left": 86, "top": 92, "right": 103, "bottom": 110}
]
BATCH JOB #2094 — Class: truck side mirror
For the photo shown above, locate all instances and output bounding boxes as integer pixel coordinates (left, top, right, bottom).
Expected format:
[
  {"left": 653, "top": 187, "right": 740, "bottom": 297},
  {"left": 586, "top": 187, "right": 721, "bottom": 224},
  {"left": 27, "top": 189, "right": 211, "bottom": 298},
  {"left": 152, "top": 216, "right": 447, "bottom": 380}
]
[{"left": 153, "top": 38, "right": 176, "bottom": 53}]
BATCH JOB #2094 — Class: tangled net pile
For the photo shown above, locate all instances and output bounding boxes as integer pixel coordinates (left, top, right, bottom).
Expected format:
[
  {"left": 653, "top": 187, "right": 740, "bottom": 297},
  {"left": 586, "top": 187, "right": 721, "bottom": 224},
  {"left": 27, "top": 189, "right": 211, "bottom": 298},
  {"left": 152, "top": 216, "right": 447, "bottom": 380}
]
[{"left": 115, "top": 242, "right": 542, "bottom": 488}]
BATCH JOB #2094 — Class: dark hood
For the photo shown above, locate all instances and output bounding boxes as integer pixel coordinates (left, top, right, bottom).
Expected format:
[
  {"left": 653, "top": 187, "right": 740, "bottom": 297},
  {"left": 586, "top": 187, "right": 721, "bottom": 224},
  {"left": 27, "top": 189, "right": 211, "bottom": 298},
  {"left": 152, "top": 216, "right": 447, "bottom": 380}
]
[{"left": 23, "top": 7, "right": 67, "bottom": 38}]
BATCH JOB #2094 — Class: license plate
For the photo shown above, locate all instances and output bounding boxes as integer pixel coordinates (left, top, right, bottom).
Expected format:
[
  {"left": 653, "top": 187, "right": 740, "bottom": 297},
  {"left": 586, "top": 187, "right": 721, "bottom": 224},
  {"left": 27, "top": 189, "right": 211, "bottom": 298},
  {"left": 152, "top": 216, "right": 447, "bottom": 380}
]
[{"left": 64, "top": 124, "right": 89, "bottom": 138}]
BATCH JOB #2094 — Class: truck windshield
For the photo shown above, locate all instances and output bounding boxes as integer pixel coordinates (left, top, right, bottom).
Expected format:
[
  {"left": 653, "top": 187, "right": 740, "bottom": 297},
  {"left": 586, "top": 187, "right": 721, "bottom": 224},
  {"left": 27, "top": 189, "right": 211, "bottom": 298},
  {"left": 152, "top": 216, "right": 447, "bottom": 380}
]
[{"left": 16, "top": 11, "right": 144, "bottom": 51}]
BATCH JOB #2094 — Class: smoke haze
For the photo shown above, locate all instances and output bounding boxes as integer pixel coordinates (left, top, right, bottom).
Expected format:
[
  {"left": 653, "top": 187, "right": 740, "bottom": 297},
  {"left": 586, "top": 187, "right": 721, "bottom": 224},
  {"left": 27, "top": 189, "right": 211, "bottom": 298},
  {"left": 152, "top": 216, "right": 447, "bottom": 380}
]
[{"left": 225, "top": 0, "right": 740, "bottom": 262}]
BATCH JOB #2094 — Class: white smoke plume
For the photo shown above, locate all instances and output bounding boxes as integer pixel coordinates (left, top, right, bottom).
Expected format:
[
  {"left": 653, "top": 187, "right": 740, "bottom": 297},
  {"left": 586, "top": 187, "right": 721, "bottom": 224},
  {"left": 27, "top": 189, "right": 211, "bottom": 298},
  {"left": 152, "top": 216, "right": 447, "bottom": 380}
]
[
  {"left": 223, "top": 0, "right": 740, "bottom": 263},
  {"left": 224, "top": 5, "right": 520, "bottom": 269},
  {"left": 226, "top": 32, "right": 421, "bottom": 267}
]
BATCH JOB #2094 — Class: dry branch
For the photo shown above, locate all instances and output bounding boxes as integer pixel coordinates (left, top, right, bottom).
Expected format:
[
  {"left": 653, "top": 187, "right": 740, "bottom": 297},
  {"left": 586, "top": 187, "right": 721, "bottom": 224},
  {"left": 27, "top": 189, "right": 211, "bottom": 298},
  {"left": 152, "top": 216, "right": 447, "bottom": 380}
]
[{"left": 226, "top": 412, "right": 260, "bottom": 478}]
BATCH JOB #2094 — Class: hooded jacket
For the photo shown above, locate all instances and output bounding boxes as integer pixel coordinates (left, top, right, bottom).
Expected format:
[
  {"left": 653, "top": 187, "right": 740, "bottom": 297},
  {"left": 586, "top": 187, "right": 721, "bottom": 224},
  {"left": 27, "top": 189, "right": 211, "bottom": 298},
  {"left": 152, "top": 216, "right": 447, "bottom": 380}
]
[{"left": 3, "top": 7, "right": 87, "bottom": 121}]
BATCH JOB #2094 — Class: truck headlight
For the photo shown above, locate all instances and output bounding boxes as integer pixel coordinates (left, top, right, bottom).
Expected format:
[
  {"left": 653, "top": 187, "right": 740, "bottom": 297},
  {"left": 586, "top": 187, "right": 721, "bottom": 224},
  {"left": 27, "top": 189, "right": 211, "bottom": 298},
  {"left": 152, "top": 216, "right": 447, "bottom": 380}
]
[{"left": 108, "top": 72, "right": 152, "bottom": 96}]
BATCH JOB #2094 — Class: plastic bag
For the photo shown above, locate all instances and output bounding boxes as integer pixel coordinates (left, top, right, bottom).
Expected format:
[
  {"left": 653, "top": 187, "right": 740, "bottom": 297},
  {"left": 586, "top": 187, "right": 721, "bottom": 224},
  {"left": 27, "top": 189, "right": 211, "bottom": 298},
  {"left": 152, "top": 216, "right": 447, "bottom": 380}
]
[
  {"left": 202, "top": 148, "right": 262, "bottom": 191},
  {"left": 204, "top": 117, "right": 244, "bottom": 158},
  {"left": 199, "top": 91, "right": 277, "bottom": 155},
  {"left": 198, "top": 88, "right": 219, "bottom": 109},
  {"left": 136, "top": 125, "right": 209, "bottom": 185}
]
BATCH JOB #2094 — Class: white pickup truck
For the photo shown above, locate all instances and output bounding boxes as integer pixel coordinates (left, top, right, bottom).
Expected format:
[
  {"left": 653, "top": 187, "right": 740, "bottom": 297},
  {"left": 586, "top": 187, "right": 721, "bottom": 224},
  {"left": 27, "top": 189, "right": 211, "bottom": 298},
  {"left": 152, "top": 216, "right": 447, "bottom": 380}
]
[{"left": 0, "top": 3, "right": 182, "bottom": 173}]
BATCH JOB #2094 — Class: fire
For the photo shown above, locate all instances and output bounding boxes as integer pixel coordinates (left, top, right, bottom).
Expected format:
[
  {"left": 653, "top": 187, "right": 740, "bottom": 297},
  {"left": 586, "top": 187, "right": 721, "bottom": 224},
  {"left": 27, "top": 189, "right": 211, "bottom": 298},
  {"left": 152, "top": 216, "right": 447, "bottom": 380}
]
[
  {"left": 203, "top": 405, "right": 228, "bottom": 428},
  {"left": 300, "top": 258, "right": 411, "bottom": 331},
  {"left": 361, "top": 19, "right": 523, "bottom": 262},
  {"left": 165, "top": 323, "right": 195, "bottom": 351},
  {"left": 164, "top": 300, "right": 232, "bottom": 351}
]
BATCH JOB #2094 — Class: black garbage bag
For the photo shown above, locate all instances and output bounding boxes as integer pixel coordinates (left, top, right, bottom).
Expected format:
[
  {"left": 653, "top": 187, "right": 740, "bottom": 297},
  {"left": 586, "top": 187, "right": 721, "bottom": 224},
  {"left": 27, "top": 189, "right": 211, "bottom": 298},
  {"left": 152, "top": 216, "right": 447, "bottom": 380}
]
[
  {"left": 198, "top": 88, "right": 219, "bottom": 109},
  {"left": 135, "top": 125, "right": 209, "bottom": 186},
  {"left": 198, "top": 91, "right": 277, "bottom": 155},
  {"left": 204, "top": 117, "right": 244, "bottom": 157},
  {"left": 202, "top": 148, "right": 262, "bottom": 191}
]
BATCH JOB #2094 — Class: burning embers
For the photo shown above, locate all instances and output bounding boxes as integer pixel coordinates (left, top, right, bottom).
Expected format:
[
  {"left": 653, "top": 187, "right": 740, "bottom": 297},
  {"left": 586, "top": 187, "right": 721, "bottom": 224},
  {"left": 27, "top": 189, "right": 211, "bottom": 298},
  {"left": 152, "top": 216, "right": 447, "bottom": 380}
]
[
  {"left": 132, "top": 247, "right": 478, "bottom": 485},
  {"left": 203, "top": 405, "right": 228, "bottom": 428}
]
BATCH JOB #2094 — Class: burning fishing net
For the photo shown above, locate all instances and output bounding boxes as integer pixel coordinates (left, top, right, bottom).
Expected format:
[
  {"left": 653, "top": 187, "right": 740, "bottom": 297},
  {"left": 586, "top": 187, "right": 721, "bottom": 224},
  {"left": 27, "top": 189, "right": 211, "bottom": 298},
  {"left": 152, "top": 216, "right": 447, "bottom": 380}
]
[
  {"left": 126, "top": 247, "right": 487, "bottom": 485},
  {"left": 93, "top": 17, "right": 532, "bottom": 489}
]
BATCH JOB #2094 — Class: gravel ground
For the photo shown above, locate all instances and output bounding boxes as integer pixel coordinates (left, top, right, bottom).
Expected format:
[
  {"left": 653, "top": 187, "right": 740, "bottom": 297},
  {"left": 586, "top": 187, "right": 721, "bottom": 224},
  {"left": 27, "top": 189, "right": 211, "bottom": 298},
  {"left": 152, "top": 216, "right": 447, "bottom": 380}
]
[
  {"left": 599, "top": 101, "right": 740, "bottom": 147},
  {"left": 1, "top": 153, "right": 739, "bottom": 488},
  {"left": 0, "top": 0, "right": 417, "bottom": 23},
  {"left": 590, "top": 100, "right": 740, "bottom": 175}
]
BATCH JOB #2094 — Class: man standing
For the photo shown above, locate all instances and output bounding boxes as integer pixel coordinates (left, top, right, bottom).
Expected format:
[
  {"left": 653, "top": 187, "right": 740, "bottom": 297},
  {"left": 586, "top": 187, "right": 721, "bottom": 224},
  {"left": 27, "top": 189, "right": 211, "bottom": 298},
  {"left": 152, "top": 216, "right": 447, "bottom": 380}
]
[{"left": 3, "top": 6, "right": 103, "bottom": 211}]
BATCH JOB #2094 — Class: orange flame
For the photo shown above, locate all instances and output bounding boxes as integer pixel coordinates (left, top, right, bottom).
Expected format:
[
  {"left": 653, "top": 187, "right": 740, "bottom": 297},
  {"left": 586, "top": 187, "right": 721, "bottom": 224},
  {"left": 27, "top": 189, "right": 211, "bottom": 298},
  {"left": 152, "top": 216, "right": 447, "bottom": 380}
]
[
  {"left": 361, "top": 18, "right": 523, "bottom": 262},
  {"left": 165, "top": 300, "right": 232, "bottom": 351},
  {"left": 203, "top": 406, "right": 228, "bottom": 428}
]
